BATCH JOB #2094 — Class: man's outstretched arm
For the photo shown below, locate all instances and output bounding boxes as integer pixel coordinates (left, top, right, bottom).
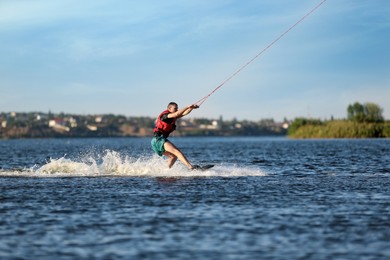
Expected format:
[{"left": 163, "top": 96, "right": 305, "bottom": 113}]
[{"left": 168, "top": 104, "right": 199, "bottom": 119}]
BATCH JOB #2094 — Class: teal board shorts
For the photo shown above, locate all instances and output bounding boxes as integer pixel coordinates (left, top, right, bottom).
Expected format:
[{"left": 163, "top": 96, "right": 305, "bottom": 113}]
[{"left": 151, "top": 136, "right": 167, "bottom": 156}]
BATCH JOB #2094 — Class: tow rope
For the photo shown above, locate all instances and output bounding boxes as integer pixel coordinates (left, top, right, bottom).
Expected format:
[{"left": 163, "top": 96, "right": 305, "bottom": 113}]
[{"left": 194, "top": 0, "right": 328, "bottom": 107}]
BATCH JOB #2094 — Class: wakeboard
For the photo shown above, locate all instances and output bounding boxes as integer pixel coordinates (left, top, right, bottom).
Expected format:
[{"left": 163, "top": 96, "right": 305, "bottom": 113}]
[{"left": 192, "top": 164, "right": 214, "bottom": 171}]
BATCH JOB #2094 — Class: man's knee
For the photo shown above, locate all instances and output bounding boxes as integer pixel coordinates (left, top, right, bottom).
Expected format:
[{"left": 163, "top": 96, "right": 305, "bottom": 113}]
[{"left": 164, "top": 151, "right": 177, "bottom": 159}]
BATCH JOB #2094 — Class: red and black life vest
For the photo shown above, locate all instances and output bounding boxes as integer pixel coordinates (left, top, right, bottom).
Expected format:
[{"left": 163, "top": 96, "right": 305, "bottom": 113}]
[{"left": 153, "top": 110, "right": 176, "bottom": 137}]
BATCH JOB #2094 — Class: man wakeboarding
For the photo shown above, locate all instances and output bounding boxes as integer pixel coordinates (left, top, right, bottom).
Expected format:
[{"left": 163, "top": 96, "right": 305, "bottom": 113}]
[{"left": 151, "top": 102, "right": 201, "bottom": 170}]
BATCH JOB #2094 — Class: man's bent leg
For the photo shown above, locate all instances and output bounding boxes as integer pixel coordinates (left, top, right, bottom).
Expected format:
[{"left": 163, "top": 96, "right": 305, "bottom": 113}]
[
  {"left": 163, "top": 151, "right": 177, "bottom": 168},
  {"left": 163, "top": 141, "right": 193, "bottom": 169}
]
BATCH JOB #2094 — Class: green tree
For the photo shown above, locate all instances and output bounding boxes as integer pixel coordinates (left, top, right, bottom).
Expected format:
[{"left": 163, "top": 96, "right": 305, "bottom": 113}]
[
  {"left": 347, "top": 102, "right": 365, "bottom": 122},
  {"left": 347, "top": 102, "right": 384, "bottom": 122},
  {"left": 365, "top": 102, "right": 384, "bottom": 122}
]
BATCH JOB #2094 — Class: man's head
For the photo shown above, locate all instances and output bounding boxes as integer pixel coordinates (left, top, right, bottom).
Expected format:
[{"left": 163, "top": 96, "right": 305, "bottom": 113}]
[{"left": 167, "top": 102, "right": 178, "bottom": 112}]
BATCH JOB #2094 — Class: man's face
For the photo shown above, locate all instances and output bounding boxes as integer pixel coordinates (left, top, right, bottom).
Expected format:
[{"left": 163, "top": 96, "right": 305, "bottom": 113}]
[{"left": 168, "top": 104, "right": 178, "bottom": 112}]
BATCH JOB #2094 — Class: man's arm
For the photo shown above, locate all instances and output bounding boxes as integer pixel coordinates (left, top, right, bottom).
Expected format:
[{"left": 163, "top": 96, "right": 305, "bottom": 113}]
[
  {"left": 168, "top": 104, "right": 199, "bottom": 119},
  {"left": 181, "top": 104, "right": 199, "bottom": 117}
]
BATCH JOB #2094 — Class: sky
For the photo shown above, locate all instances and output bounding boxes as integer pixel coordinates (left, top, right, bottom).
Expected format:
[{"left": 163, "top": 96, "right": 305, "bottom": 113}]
[{"left": 1, "top": 0, "right": 389, "bottom": 121}]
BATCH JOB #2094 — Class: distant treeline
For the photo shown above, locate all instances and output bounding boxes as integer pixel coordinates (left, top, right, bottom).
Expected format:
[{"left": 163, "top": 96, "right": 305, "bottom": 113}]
[
  {"left": 0, "top": 111, "right": 287, "bottom": 139},
  {"left": 288, "top": 102, "right": 389, "bottom": 138},
  {"left": 288, "top": 119, "right": 390, "bottom": 138}
]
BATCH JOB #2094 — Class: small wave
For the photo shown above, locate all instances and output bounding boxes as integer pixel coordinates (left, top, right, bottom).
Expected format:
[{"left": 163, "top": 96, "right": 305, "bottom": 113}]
[{"left": 0, "top": 150, "right": 267, "bottom": 178}]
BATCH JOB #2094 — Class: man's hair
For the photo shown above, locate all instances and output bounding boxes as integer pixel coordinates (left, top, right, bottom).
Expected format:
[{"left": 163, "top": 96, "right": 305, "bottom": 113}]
[{"left": 167, "top": 102, "right": 178, "bottom": 108}]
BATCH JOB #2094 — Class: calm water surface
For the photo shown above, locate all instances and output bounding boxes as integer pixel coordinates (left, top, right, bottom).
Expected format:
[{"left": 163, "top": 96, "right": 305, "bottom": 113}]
[{"left": 1, "top": 137, "right": 389, "bottom": 259}]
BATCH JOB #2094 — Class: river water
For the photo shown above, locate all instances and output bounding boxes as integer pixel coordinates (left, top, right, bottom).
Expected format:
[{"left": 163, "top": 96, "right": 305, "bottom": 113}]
[{"left": 1, "top": 137, "right": 389, "bottom": 259}]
